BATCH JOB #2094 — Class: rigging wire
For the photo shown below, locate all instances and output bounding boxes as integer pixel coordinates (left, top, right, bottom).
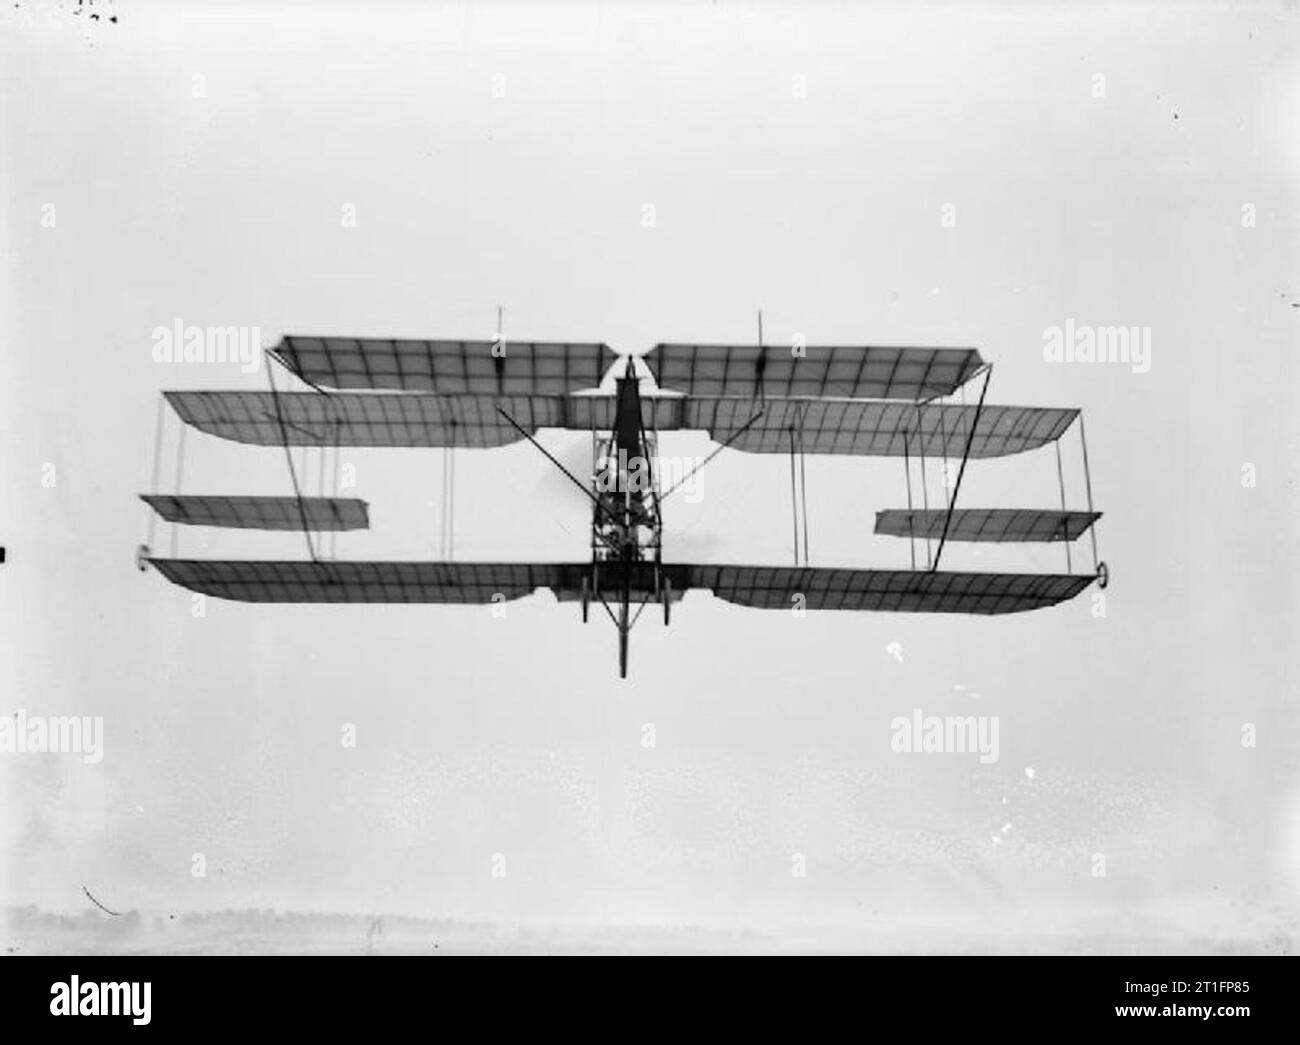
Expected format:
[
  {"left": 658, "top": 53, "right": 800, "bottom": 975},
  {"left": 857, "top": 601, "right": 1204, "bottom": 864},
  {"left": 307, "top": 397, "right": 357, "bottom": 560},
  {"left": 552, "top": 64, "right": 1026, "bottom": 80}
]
[
  {"left": 494, "top": 406, "right": 623, "bottom": 548},
  {"left": 278, "top": 357, "right": 345, "bottom": 561},
  {"left": 798, "top": 403, "right": 810, "bottom": 565},
  {"left": 1079, "top": 413, "right": 1100, "bottom": 571},
  {"left": 1055, "top": 439, "right": 1071, "bottom": 573},
  {"left": 916, "top": 403, "right": 931, "bottom": 568},
  {"left": 788, "top": 427, "right": 800, "bottom": 565},
  {"left": 903, "top": 425, "right": 916, "bottom": 570},
  {"left": 659, "top": 409, "right": 766, "bottom": 502},
  {"left": 265, "top": 354, "right": 318, "bottom": 562},
  {"left": 937, "top": 393, "right": 951, "bottom": 508},
  {"left": 932, "top": 364, "right": 992, "bottom": 570}
]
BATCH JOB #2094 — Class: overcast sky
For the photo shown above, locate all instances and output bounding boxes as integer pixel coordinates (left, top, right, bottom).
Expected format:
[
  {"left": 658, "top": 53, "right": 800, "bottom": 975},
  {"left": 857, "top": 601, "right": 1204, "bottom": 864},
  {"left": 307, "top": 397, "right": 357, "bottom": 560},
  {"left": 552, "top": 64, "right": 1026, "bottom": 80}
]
[{"left": 2, "top": 1, "right": 1297, "bottom": 948}]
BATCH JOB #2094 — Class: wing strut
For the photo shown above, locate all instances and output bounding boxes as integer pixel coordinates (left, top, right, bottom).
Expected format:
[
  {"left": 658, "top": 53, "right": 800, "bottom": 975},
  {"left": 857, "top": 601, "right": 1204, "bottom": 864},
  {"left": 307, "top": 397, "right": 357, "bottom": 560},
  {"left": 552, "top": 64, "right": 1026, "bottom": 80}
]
[
  {"left": 901, "top": 421, "right": 916, "bottom": 570},
  {"left": 931, "top": 363, "right": 992, "bottom": 571}
]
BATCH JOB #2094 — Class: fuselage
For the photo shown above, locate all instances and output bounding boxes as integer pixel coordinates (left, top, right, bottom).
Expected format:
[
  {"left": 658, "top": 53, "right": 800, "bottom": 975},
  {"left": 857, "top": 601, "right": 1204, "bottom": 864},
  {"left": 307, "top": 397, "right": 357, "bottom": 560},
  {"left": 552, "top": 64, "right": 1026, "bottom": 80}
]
[
  {"left": 593, "top": 359, "right": 661, "bottom": 566},
  {"left": 586, "top": 359, "right": 668, "bottom": 677}
]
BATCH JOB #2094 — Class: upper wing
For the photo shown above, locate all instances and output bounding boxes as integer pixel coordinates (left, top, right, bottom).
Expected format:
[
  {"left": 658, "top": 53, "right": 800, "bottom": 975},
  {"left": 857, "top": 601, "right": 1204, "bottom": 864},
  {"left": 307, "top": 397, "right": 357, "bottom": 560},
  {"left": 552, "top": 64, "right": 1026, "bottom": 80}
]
[
  {"left": 271, "top": 337, "right": 615, "bottom": 395},
  {"left": 645, "top": 344, "right": 984, "bottom": 400}
]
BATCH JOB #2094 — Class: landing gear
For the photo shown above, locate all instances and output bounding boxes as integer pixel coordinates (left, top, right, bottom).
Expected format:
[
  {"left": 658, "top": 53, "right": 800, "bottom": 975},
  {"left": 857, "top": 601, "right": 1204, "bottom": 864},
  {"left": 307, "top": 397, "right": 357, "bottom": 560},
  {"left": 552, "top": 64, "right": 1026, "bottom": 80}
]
[
  {"left": 1096, "top": 561, "right": 1109, "bottom": 589},
  {"left": 580, "top": 576, "right": 590, "bottom": 623},
  {"left": 662, "top": 578, "right": 672, "bottom": 626},
  {"left": 135, "top": 544, "right": 151, "bottom": 572}
]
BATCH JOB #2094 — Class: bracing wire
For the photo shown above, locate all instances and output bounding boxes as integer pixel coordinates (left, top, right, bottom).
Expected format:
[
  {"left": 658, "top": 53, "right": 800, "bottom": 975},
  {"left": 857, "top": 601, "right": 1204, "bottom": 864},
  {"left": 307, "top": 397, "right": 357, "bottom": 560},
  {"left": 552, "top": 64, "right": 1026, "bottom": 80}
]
[
  {"left": 917, "top": 404, "right": 931, "bottom": 568},
  {"left": 1055, "top": 439, "right": 1071, "bottom": 573},
  {"left": 788, "top": 427, "right": 800, "bottom": 565},
  {"left": 903, "top": 426, "right": 916, "bottom": 570},
  {"left": 265, "top": 355, "right": 318, "bottom": 562},
  {"left": 1079, "top": 414, "right": 1100, "bottom": 571},
  {"left": 798, "top": 404, "right": 810, "bottom": 565}
]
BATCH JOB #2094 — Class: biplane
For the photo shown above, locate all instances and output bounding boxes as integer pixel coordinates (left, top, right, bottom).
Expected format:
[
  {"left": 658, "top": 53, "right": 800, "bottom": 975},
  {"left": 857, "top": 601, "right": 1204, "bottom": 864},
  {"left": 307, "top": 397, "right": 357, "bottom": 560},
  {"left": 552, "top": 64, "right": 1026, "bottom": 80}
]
[{"left": 137, "top": 334, "right": 1107, "bottom": 677}]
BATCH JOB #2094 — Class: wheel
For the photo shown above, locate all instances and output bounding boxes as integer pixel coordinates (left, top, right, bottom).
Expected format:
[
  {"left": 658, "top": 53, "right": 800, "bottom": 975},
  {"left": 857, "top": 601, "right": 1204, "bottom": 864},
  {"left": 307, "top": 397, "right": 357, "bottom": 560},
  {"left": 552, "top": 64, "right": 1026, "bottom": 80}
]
[
  {"left": 580, "top": 576, "right": 590, "bottom": 623},
  {"left": 662, "top": 578, "right": 672, "bottom": 626},
  {"left": 135, "top": 544, "right": 151, "bottom": 572},
  {"left": 1096, "top": 561, "right": 1109, "bottom": 589}
]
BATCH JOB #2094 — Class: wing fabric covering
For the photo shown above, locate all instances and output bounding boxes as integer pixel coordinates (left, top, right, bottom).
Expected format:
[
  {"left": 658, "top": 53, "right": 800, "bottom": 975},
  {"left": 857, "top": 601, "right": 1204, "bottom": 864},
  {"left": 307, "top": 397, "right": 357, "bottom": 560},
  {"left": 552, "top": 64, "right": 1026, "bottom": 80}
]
[
  {"left": 163, "top": 391, "right": 692, "bottom": 448},
  {"left": 141, "top": 494, "right": 369, "bottom": 531},
  {"left": 164, "top": 391, "right": 573, "bottom": 448},
  {"left": 165, "top": 390, "right": 1073, "bottom": 458},
  {"left": 874, "top": 509, "right": 1102, "bottom": 543},
  {"left": 682, "top": 399, "right": 1078, "bottom": 457},
  {"left": 688, "top": 566, "right": 1092, "bottom": 614},
  {"left": 146, "top": 560, "right": 577, "bottom": 604},
  {"left": 148, "top": 559, "right": 1092, "bottom": 613},
  {"left": 645, "top": 344, "right": 984, "bottom": 400},
  {"left": 271, "top": 337, "right": 614, "bottom": 395}
]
